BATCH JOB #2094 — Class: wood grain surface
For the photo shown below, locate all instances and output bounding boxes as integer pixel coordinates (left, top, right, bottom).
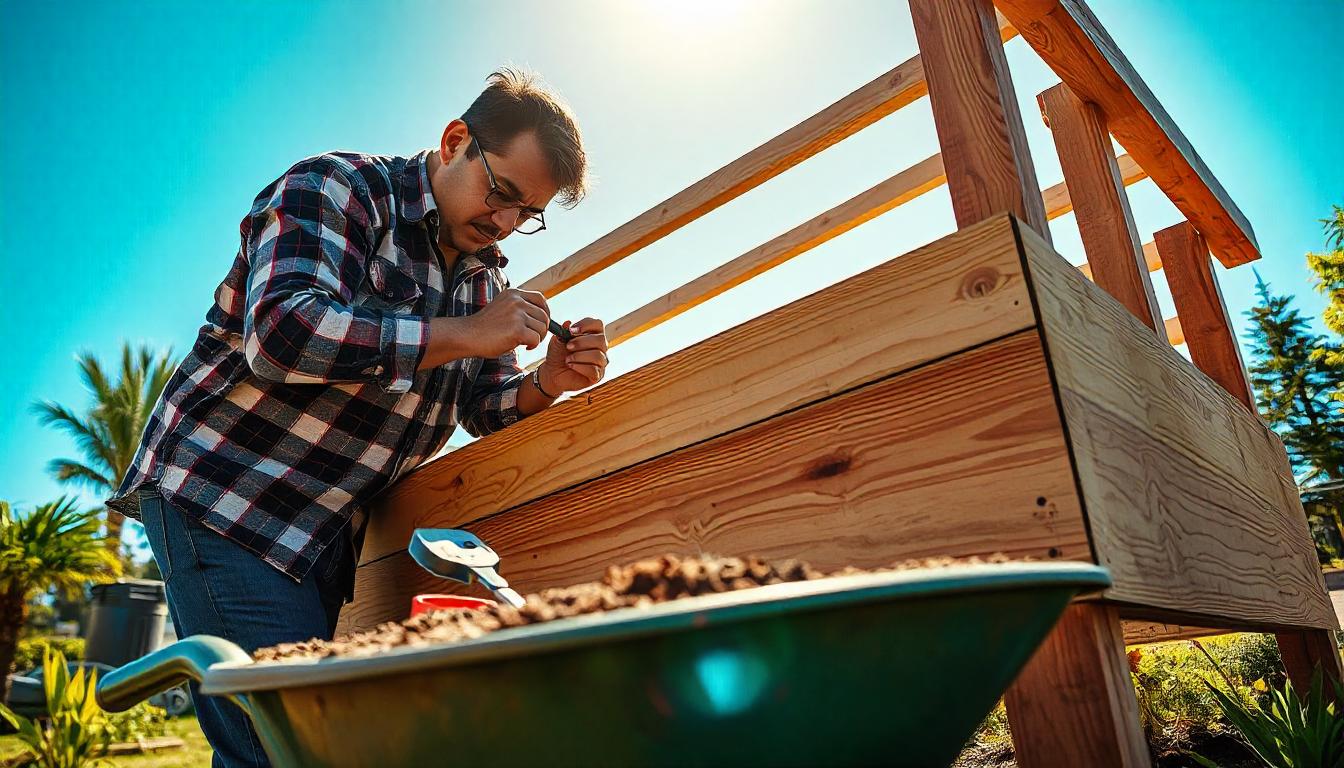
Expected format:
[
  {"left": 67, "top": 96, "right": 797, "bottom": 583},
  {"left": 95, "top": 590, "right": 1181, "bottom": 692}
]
[
  {"left": 359, "top": 216, "right": 1035, "bottom": 565},
  {"left": 1020, "top": 222, "right": 1334, "bottom": 628},
  {"left": 339, "top": 330, "right": 1088, "bottom": 633}
]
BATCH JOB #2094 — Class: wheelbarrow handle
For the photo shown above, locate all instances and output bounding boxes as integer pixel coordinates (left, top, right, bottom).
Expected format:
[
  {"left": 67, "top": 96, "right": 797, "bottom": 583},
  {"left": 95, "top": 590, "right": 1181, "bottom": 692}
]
[{"left": 96, "top": 636, "right": 252, "bottom": 712}]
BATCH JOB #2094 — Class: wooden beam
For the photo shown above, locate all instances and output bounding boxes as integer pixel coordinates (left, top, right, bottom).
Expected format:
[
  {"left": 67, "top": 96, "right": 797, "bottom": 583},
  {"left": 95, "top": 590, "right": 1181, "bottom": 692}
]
[
  {"left": 519, "top": 16, "right": 1017, "bottom": 298},
  {"left": 1077, "top": 239, "right": 1160, "bottom": 281},
  {"left": 994, "top": 0, "right": 1259, "bottom": 266},
  {"left": 1042, "top": 153, "right": 1145, "bottom": 221},
  {"left": 607, "top": 154, "right": 947, "bottom": 346},
  {"left": 911, "top": 0, "right": 1051, "bottom": 240},
  {"left": 1004, "top": 604, "right": 1148, "bottom": 767},
  {"left": 360, "top": 216, "right": 1036, "bottom": 565},
  {"left": 1040, "top": 83, "right": 1164, "bottom": 338},
  {"left": 607, "top": 149, "right": 1145, "bottom": 352},
  {"left": 1156, "top": 221, "right": 1255, "bottom": 411},
  {"left": 1019, "top": 222, "right": 1337, "bottom": 629},
  {"left": 339, "top": 331, "right": 1089, "bottom": 633}
]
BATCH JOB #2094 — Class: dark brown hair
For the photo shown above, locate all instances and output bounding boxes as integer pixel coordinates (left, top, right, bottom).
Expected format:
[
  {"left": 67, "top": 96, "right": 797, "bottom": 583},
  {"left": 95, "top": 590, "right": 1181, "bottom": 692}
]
[{"left": 462, "top": 67, "right": 588, "bottom": 208}]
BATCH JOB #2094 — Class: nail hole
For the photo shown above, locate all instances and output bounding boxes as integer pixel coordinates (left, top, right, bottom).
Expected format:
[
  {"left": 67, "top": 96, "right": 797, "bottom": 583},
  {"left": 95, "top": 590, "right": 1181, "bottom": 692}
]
[
  {"left": 1047, "top": 547, "right": 1061, "bottom": 558},
  {"left": 1036, "top": 497, "right": 1047, "bottom": 507}
]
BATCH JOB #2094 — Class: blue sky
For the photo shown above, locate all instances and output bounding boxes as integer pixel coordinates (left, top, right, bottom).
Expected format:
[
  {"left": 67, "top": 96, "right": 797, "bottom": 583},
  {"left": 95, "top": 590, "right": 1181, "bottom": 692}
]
[{"left": 2, "top": 1, "right": 1341, "bottom": 538}]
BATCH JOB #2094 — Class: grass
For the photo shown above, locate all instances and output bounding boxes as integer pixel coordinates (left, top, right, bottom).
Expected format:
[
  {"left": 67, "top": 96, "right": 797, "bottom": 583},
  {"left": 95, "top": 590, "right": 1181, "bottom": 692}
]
[{"left": 0, "top": 715, "right": 212, "bottom": 767}]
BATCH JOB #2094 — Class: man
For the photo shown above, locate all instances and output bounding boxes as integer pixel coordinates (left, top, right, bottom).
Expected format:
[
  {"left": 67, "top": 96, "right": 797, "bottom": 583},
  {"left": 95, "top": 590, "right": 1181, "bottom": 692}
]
[{"left": 106, "top": 69, "right": 607, "bottom": 767}]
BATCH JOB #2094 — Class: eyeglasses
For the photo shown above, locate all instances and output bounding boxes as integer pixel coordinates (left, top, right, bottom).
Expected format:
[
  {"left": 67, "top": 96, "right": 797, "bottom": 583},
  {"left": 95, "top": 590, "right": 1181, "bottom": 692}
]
[{"left": 470, "top": 133, "right": 547, "bottom": 236}]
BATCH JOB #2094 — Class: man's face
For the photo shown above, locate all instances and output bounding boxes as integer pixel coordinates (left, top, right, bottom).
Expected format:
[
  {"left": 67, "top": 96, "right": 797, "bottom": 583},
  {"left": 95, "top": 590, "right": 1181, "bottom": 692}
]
[{"left": 429, "top": 119, "right": 559, "bottom": 255}]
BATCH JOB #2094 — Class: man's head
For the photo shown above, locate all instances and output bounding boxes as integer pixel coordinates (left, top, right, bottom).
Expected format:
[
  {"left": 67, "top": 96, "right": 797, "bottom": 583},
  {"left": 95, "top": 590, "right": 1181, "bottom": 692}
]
[{"left": 427, "top": 68, "right": 588, "bottom": 255}]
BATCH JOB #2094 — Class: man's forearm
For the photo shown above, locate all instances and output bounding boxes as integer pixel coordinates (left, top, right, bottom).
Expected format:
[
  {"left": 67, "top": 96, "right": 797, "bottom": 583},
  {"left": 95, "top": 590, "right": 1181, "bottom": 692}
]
[{"left": 418, "top": 316, "right": 477, "bottom": 370}]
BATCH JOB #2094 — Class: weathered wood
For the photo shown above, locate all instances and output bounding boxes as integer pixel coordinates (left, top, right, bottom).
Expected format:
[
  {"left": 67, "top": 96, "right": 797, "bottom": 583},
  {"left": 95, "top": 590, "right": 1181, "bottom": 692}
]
[
  {"left": 360, "top": 216, "right": 1035, "bottom": 565},
  {"left": 1275, "top": 629, "right": 1344, "bottom": 704},
  {"left": 1156, "top": 221, "right": 1255, "bottom": 411},
  {"left": 607, "top": 153, "right": 948, "bottom": 346},
  {"left": 519, "top": 16, "right": 1016, "bottom": 298},
  {"left": 910, "top": 0, "right": 1051, "bottom": 240},
  {"left": 339, "top": 331, "right": 1089, "bottom": 633},
  {"left": 1004, "top": 603, "right": 1148, "bottom": 767},
  {"left": 1039, "top": 83, "right": 1164, "bottom": 337},
  {"left": 1019, "top": 222, "right": 1336, "bottom": 629},
  {"left": 995, "top": 0, "right": 1259, "bottom": 266}
]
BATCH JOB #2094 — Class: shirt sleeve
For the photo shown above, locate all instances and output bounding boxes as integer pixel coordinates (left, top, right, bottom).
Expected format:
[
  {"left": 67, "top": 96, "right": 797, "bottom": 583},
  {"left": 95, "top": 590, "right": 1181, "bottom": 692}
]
[
  {"left": 459, "top": 349, "right": 527, "bottom": 438},
  {"left": 240, "top": 156, "right": 428, "bottom": 393}
]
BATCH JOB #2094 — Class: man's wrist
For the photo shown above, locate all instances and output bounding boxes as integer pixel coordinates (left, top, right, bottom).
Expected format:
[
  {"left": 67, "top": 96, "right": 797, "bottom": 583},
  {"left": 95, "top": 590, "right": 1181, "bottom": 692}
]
[{"left": 535, "top": 363, "right": 563, "bottom": 398}]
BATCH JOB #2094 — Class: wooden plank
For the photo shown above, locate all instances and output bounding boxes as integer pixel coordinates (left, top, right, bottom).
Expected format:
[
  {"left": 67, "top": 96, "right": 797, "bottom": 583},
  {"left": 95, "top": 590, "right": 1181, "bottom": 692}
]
[
  {"left": 360, "top": 216, "right": 1036, "bottom": 565},
  {"left": 1019, "top": 222, "right": 1336, "bottom": 628},
  {"left": 519, "top": 16, "right": 1016, "bottom": 298},
  {"left": 340, "top": 331, "right": 1090, "bottom": 633},
  {"left": 994, "top": 0, "right": 1259, "bottom": 266},
  {"left": 1039, "top": 83, "right": 1164, "bottom": 337},
  {"left": 1042, "top": 154, "right": 1145, "bottom": 220},
  {"left": 911, "top": 0, "right": 1051, "bottom": 240},
  {"left": 607, "top": 153, "right": 947, "bottom": 346},
  {"left": 1004, "top": 603, "right": 1148, "bottom": 767},
  {"left": 1121, "top": 620, "right": 1223, "bottom": 645},
  {"left": 1156, "top": 221, "right": 1255, "bottom": 411}
]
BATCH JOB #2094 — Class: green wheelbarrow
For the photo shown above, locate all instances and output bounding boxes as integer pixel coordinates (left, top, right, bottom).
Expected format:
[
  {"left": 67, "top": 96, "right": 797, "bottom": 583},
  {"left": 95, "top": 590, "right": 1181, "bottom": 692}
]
[{"left": 97, "top": 561, "right": 1109, "bottom": 767}]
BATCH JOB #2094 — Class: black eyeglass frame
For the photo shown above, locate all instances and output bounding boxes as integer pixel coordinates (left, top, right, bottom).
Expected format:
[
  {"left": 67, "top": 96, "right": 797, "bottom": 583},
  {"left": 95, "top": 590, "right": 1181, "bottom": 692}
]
[{"left": 468, "top": 132, "right": 547, "bottom": 236}]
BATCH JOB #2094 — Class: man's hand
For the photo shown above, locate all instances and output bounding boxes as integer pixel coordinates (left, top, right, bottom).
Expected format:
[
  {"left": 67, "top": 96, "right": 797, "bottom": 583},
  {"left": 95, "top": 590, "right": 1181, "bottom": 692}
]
[
  {"left": 462, "top": 289, "right": 551, "bottom": 358},
  {"left": 538, "top": 318, "right": 608, "bottom": 394}
]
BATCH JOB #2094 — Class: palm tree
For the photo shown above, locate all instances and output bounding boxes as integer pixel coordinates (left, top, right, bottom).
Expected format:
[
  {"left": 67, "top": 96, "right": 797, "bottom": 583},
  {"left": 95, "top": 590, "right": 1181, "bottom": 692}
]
[
  {"left": 0, "top": 498, "right": 120, "bottom": 698},
  {"left": 32, "top": 343, "right": 178, "bottom": 552}
]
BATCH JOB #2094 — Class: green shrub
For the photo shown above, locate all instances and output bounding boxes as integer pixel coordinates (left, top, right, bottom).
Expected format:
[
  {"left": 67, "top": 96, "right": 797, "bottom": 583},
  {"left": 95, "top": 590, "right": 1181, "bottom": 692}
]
[
  {"left": 101, "top": 701, "right": 167, "bottom": 743},
  {"left": 1130, "top": 633, "right": 1283, "bottom": 747},
  {"left": 0, "top": 647, "right": 110, "bottom": 767},
  {"left": 13, "top": 637, "right": 85, "bottom": 675}
]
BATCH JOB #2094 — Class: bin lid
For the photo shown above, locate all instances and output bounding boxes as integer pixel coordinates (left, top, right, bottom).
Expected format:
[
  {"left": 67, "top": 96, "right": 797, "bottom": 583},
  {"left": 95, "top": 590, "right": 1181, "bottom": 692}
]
[{"left": 89, "top": 579, "right": 165, "bottom": 605}]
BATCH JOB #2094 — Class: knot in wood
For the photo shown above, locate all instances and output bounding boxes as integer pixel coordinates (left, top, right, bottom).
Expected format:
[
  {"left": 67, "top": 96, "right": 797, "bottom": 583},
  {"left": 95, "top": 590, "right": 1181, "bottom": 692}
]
[{"left": 959, "top": 267, "right": 1006, "bottom": 300}]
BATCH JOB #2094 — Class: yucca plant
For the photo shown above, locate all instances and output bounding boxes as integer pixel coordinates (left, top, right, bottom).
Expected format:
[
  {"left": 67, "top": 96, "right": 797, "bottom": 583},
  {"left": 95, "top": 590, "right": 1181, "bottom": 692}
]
[
  {"left": 1190, "top": 640, "right": 1344, "bottom": 768},
  {"left": 0, "top": 499, "right": 120, "bottom": 698},
  {"left": 0, "top": 647, "right": 111, "bottom": 767}
]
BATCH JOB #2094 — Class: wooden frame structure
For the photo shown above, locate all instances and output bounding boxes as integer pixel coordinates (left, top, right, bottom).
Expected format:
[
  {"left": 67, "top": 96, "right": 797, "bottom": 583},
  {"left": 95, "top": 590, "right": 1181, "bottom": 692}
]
[{"left": 338, "top": 1, "right": 1340, "bottom": 764}]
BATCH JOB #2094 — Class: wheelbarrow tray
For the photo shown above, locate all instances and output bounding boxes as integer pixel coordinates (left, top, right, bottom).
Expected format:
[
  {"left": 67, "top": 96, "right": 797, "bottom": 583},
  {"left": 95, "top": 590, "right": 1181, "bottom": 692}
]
[{"left": 99, "top": 561, "right": 1109, "bottom": 767}]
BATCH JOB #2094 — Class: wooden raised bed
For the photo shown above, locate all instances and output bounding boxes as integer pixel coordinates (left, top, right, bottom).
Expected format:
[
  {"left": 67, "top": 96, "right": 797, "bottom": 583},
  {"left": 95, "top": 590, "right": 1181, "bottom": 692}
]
[{"left": 338, "top": 1, "right": 1339, "bottom": 764}]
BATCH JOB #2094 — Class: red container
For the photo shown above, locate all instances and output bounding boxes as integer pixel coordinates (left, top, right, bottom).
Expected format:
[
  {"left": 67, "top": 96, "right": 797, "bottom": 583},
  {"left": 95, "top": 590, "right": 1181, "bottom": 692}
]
[{"left": 410, "top": 594, "right": 497, "bottom": 617}]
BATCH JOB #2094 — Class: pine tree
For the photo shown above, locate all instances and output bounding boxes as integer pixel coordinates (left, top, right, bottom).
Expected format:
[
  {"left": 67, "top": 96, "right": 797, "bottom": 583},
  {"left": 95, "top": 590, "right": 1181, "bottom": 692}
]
[
  {"left": 1244, "top": 271, "right": 1344, "bottom": 486},
  {"left": 1306, "top": 204, "right": 1344, "bottom": 375}
]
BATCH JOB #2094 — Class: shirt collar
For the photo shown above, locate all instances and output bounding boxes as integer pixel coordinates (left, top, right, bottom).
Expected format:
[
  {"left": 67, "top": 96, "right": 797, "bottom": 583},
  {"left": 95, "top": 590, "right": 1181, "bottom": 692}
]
[{"left": 402, "top": 149, "right": 508, "bottom": 269}]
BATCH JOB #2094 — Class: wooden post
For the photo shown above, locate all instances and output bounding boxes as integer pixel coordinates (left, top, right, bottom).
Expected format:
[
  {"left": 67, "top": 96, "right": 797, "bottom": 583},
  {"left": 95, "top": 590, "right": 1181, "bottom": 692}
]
[
  {"left": 1155, "top": 221, "right": 1255, "bottom": 410},
  {"left": 1039, "top": 82, "right": 1165, "bottom": 338},
  {"left": 909, "top": 0, "right": 1052, "bottom": 242},
  {"left": 1004, "top": 603, "right": 1149, "bottom": 767},
  {"left": 1275, "top": 629, "right": 1344, "bottom": 705}
]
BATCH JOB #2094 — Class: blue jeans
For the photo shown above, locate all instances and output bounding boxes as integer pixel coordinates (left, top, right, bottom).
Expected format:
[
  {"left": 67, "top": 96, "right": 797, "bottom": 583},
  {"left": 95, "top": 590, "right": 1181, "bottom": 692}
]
[{"left": 136, "top": 487, "right": 350, "bottom": 768}]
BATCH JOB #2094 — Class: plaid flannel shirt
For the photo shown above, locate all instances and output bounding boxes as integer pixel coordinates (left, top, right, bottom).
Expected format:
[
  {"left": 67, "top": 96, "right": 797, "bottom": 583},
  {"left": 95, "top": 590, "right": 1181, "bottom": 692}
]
[{"left": 107, "top": 149, "right": 528, "bottom": 580}]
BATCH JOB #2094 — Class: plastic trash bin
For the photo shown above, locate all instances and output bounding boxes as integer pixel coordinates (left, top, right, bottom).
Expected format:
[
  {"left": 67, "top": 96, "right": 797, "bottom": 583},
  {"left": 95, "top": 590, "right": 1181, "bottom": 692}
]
[{"left": 84, "top": 579, "right": 168, "bottom": 667}]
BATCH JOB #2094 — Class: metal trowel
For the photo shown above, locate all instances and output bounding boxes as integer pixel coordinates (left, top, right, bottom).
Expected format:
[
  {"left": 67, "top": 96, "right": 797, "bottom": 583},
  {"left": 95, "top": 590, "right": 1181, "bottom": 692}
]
[{"left": 409, "top": 528, "right": 526, "bottom": 608}]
